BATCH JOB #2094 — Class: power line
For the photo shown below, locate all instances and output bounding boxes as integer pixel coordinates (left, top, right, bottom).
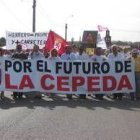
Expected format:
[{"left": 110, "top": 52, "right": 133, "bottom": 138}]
[
  {"left": 0, "top": 0, "right": 31, "bottom": 30},
  {"left": 37, "top": 2, "right": 59, "bottom": 26}
]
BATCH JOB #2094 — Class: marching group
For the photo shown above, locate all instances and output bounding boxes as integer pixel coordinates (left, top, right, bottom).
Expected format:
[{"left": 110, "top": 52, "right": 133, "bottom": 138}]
[{"left": 0, "top": 43, "right": 140, "bottom": 101}]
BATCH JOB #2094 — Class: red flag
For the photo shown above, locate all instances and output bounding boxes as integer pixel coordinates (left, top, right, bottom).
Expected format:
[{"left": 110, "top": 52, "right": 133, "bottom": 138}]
[
  {"left": 97, "top": 25, "right": 108, "bottom": 32},
  {"left": 44, "top": 30, "right": 68, "bottom": 55}
]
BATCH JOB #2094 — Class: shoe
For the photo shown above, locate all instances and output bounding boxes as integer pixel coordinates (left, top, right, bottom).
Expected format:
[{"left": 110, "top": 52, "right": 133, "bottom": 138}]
[
  {"left": 95, "top": 94, "right": 104, "bottom": 100},
  {"left": 79, "top": 95, "right": 86, "bottom": 99},
  {"left": 66, "top": 94, "right": 72, "bottom": 99},
  {"left": 118, "top": 97, "right": 122, "bottom": 100},
  {"left": 34, "top": 96, "right": 42, "bottom": 99},
  {"left": 13, "top": 92, "right": 18, "bottom": 99},
  {"left": 113, "top": 95, "right": 117, "bottom": 100}
]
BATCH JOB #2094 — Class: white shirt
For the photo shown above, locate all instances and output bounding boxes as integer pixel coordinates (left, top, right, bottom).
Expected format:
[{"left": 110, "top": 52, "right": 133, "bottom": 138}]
[
  {"left": 29, "top": 51, "right": 44, "bottom": 59},
  {"left": 122, "top": 52, "right": 131, "bottom": 59},
  {"left": 48, "top": 56, "right": 61, "bottom": 61},
  {"left": 107, "top": 52, "right": 124, "bottom": 60},
  {"left": 77, "top": 52, "right": 89, "bottom": 60},
  {"left": 61, "top": 53, "right": 71, "bottom": 60},
  {"left": 70, "top": 52, "right": 79, "bottom": 60},
  {"left": 91, "top": 55, "right": 107, "bottom": 61}
]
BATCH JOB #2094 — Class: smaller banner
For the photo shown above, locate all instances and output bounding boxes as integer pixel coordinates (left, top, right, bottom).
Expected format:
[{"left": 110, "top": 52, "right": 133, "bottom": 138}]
[{"left": 6, "top": 31, "right": 48, "bottom": 50}]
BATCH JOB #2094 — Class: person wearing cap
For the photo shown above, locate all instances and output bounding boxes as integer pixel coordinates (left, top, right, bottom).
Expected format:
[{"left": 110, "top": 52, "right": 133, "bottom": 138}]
[
  {"left": 108, "top": 44, "right": 124, "bottom": 100},
  {"left": 130, "top": 48, "right": 140, "bottom": 100},
  {"left": 123, "top": 47, "right": 131, "bottom": 59},
  {"left": 108, "top": 44, "right": 124, "bottom": 60}
]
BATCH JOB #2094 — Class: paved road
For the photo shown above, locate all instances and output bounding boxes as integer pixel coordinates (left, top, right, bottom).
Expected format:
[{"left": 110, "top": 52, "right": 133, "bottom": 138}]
[{"left": 0, "top": 92, "right": 140, "bottom": 140}]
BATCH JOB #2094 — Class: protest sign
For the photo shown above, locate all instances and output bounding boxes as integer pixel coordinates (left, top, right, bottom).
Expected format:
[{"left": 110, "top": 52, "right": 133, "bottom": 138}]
[
  {"left": 0, "top": 58, "right": 135, "bottom": 94},
  {"left": 6, "top": 31, "right": 47, "bottom": 49}
]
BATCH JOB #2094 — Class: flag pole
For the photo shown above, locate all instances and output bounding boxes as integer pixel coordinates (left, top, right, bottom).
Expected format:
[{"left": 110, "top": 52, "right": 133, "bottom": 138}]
[{"left": 65, "top": 23, "right": 67, "bottom": 41}]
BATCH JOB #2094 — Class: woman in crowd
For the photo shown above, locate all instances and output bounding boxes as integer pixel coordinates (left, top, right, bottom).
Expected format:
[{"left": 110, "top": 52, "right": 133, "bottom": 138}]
[
  {"left": 48, "top": 48, "right": 61, "bottom": 60},
  {"left": 47, "top": 49, "right": 61, "bottom": 98}
]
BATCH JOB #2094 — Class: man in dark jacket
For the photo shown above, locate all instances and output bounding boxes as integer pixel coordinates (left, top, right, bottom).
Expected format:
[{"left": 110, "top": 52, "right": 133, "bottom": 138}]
[{"left": 12, "top": 44, "right": 28, "bottom": 99}]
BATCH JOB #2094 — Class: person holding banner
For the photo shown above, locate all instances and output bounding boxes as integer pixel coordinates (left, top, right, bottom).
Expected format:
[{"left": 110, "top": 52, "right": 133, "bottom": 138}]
[
  {"left": 48, "top": 48, "right": 61, "bottom": 60},
  {"left": 29, "top": 44, "right": 44, "bottom": 59},
  {"left": 3, "top": 50, "right": 12, "bottom": 58},
  {"left": 0, "top": 48, "right": 4, "bottom": 100},
  {"left": 43, "top": 50, "right": 50, "bottom": 58},
  {"left": 12, "top": 44, "right": 28, "bottom": 60},
  {"left": 70, "top": 44, "right": 79, "bottom": 60},
  {"left": 91, "top": 47, "right": 107, "bottom": 100},
  {"left": 29, "top": 44, "right": 44, "bottom": 99},
  {"left": 131, "top": 49, "right": 140, "bottom": 100},
  {"left": 77, "top": 46, "right": 89, "bottom": 99},
  {"left": 108, "top": 44, "right": 124, "bottom": 100},
  {"left": 78, "top": 47, "right": 89, "bottom": 60},
  {"left": 46, "top": 48, "right": 61, "bottom": 98},
  {"left": 61, "top": 45, "right": 73, "bottom": 99},
  {"left": 11, "top": 44, "right": 28, "bottom": 99}
]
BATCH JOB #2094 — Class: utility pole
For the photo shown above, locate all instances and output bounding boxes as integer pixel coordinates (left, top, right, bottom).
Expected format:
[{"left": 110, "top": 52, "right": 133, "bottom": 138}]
[
  {"left": 64, "top": 15, "right": 73, "bottom": 41},
  {"left": 32, "top": 0, "right": 36, "bottom": 32}
]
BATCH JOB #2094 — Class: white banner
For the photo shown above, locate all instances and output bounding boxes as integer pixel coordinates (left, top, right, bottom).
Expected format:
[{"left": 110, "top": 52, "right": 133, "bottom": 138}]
[
  {"left": 6, "top": 31, "right": 48, "bottom": 50},
  {"left": 0, "top": 58, "right": 136, "bottom": 94}
]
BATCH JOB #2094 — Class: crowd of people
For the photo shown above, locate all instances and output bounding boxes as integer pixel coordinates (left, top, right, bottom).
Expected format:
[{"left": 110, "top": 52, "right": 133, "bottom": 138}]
[{"left": 0, "top": 43, "right": 140, "bottom": 101}]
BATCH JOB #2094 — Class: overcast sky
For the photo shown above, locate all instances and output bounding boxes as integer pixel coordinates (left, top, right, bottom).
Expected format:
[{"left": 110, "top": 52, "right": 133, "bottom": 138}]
[{"left": 0, "top": 0, "right": 140, "bottom": 42}]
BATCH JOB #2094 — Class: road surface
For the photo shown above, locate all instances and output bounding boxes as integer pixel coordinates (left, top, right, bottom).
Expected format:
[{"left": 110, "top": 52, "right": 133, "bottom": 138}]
[{"left": 0, "top": 91, "right": 140, "bottom": 140}]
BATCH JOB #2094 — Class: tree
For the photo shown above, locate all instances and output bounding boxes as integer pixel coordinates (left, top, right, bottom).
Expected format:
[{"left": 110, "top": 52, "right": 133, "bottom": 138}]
[{"left": 0, "top": 37, "right": 6, "bottom": 46}]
